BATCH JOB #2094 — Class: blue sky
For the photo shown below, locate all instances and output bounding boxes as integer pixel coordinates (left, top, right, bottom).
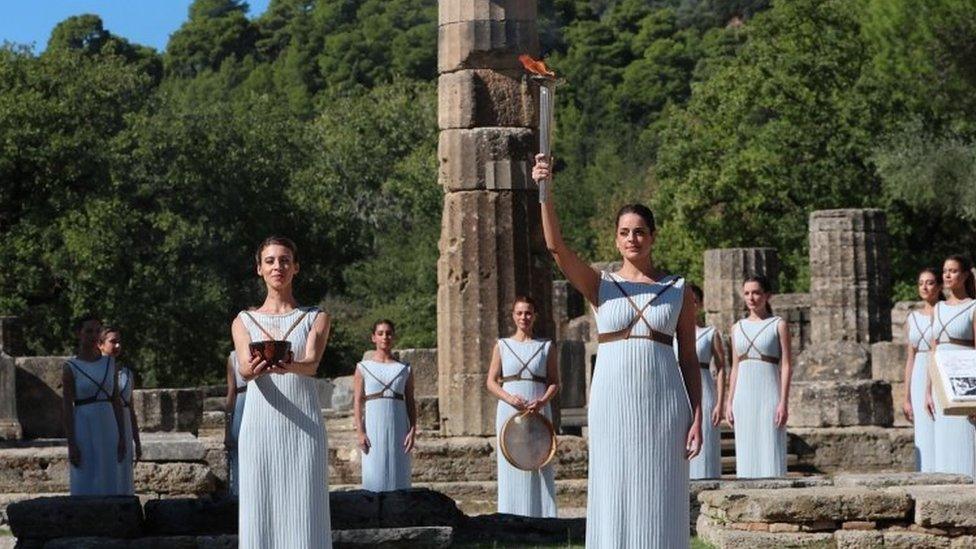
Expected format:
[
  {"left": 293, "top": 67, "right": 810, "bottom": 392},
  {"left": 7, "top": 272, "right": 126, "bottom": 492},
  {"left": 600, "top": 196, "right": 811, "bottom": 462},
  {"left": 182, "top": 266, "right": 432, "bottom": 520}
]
[{"left": 2, "top": 1, "right": 271, "bottom": 52}]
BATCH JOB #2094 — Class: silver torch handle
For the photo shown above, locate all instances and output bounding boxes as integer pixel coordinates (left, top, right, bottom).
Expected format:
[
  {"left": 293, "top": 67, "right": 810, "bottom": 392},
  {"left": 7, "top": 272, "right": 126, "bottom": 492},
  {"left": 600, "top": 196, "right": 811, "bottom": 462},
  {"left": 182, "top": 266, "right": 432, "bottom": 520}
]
[{"left": 538, "top": 84, "right": 555, "bottom": 204}]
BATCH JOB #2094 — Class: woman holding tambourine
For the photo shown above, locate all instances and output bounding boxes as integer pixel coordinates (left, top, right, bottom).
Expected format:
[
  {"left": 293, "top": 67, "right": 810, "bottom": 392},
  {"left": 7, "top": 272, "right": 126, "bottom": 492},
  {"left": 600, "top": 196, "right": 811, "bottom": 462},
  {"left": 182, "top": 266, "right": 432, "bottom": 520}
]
[
  {"left": 485, "top": 296, "right": 559, "bottom": 517},
  {"left": 532, "top": 156, "right": 702, "bottom": 548}
]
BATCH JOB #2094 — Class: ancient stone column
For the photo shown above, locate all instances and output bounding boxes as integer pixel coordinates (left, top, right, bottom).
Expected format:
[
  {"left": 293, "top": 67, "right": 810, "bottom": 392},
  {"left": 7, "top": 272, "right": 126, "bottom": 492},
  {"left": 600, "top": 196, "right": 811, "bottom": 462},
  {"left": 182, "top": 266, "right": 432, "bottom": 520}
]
[
  {"left": 0, "top": 317, "right": 23, "bottom": 439},
  {"left": 702, "top": 248, "right": 780, "bottom": 333},
  {"left": 809, "top": 209, "right": 891, "bottom": 344},
  {"left": 437, "top": 0, "right": 551, "bottom": 436}
]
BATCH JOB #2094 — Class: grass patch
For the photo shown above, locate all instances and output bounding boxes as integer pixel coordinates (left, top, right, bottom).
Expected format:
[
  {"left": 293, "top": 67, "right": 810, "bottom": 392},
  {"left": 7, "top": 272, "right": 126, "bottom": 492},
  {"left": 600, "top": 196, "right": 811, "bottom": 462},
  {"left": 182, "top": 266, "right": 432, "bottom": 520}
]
[{"left": 455, "top": 537, "right": 712, "bottom": 548}]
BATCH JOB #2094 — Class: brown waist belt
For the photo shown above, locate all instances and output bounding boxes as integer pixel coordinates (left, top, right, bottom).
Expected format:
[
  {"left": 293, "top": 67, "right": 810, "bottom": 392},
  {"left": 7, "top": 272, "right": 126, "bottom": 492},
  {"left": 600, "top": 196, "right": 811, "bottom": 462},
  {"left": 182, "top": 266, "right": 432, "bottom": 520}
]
[
  {"left": 235, "top": 386, "right": 247, "bottom": 394},
  {"left": 364, "top": 392, "right": 403, "bottom": 402},
  {"left": 75, "top": 397, "right": 112, "bottom": 406},
  {"left": 947, "top": 337, "right": 975, "bottom": 348},
  {"left": 738, "top": 353, "right": 780, "bottom": 365},
  {"left": 500, "top": 374, "right": 547, "bottom": 384},
  {"left": 598, "top": 329, "right": 673, "bottom": 346},
  {"left": 699, "top": 362, "right": 710, "bottom": 369}
]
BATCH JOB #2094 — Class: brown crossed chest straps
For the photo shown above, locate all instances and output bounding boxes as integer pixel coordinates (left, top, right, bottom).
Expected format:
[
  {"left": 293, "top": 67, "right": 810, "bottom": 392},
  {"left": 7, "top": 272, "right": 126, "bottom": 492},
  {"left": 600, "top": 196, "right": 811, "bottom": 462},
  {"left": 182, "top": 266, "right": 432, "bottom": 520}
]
[
  {"left": 498, "top": 339, "right": 548, "bottom": 384},
  {"left": 934, "top": 302, "right": 976, "bottom": 348},
  {"left": 242, "top": 308, "right": 311, "bottom": 343},
  {"left": 70, "top": 356, "right": 114, "bottom": 406},
  {"left": 910, "top": 312, "right": 933, "bottom": 353},
  {"left": 696, "top": 327, "right": 714, "bottom": 369},
  {"left": 360, "top": 362, "right": 407, "bottom": 401},
  {"left": 597, "top": 275, "right": 680, "bottom": 345},
  {"left": 736, "top": 318, "right": 780, "bottom": 364},
  {"left": 235, "top": 386, "right": 247, "bottom": 394}
]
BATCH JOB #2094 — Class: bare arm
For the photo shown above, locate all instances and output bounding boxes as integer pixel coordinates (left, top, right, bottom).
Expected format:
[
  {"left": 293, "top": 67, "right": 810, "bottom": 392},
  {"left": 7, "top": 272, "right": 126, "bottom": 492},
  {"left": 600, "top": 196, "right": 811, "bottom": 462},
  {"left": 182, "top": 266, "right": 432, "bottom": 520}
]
[
  {"left": 353, "top": 366, "right": 370, "bottom": 453},
  {"left": 284, "top": 312, "right": 331, "bottom": 377},
  {"left": 224, "top": 355, "right": 238, "bottom": 447},
  {"left": 726, "top": 324, "right": 740, "bottom": 427},
  {"left": 676, "top": 287, "right": 703, "bottom": 459},
  {"left": 62, "top": 364, "right": 79, "bottom": 465},
  {"left": 712, "top": 331, "right": 727, "bottom": 426},
  {"left": 533, "top": 155, "right": 601, "bottom": 305},
  {"left": 232, "top": 317, "right": 268, "bottom": 381},
  {"left": 903, "top": 323, "right": 916, "bottom": 423},
  {"left": 540, "top": 342, "right": 560, "bottom": 405},
  {"left": 127, "top": 370, "right": 141, "bottom": 459},
  {"left": 485, "top": 344, "right": 525, "bottom": 409},
  {"left": 403, "top": 370, "right": 418, "bottom": 453},
  {"left": 775, "top": 319, "right": 793, "bottom": 427},
  {"left": 111, "top": 361, "right": 127, "bottom": 462}
]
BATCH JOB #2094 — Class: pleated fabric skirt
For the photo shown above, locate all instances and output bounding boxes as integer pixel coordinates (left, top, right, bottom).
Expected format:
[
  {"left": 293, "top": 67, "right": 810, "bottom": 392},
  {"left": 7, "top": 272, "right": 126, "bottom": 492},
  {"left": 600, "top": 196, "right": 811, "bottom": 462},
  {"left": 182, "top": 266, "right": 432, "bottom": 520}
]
[
  {"left": 495, "top": 379, "right": 557, "bottom": 517},
  {"left": 910, "top": 351, "right": 936, "bottom": 472},
  {"left": 690, "top": 369, "right": 721, "bottom": 479},
  {"left": 70, "top": 402, "right": 120, "bottom": 495},
  {"left": 229, "top": 394, "right": 245, "bottom": 496},
  {"left": 362, "top": 399, "right": 412, "bottom": 492},
  {"left": 732, "top": 361, "right": 786, "bottom": 478},
  {"left": 933, "top": 343, "right": 976, "bottom": 478},
  {"left": 586, "top": 339, "right": 691, "bottom": 548},
  {"left": 239, "top": 374, "right": 331, "bottom": 549}
]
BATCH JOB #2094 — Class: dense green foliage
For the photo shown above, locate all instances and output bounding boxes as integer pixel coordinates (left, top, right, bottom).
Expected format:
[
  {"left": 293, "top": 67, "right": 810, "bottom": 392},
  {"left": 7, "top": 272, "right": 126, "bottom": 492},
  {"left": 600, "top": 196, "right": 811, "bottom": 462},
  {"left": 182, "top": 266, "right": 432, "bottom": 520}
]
[{"left": 1, "top": 0, "right": 974, "bottom": 384}]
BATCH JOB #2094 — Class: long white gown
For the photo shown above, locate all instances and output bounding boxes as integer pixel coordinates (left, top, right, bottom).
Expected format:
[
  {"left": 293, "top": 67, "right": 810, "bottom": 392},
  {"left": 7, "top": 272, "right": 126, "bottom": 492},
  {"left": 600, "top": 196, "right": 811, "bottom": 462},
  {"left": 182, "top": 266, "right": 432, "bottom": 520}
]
[
  {"left": 689, "top": 326, "right": 722, "bottom": 479},
  {"left": 68, "top": 356, "right": 120, "bottom": 495},
  {"left": 495, "top": 338, "right": 557, "bottom": 517},
  {"left": 116, "top": 365, "right": 135, "bottom": 495},
  {"left": 587, "top": 273, "right": 691, "bottom": 548},
  {"left": 359, "top": 359, "right": 412, "bottom": 492},
  {"left": 228, "top": 352, "right": 247, "bottom": 496},
  {"left": 907, "top": 311, "right": 936, "bottom": 472},
  {"left": 931, "top": 300, "right": 976, "bottom": 477},
  {"left": 238, "top": 307, "right": 331, "bottom": 549},
  {"left": 731, "top": 317, "right": 787, "bottom": 478}
]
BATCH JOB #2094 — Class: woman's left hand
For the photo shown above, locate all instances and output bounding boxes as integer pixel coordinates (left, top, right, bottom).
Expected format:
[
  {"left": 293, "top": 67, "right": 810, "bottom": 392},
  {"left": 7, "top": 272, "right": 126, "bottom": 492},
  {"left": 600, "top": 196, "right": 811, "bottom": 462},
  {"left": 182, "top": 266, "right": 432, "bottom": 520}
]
[
  {"left": 525, "top": 399, "right": 544, "bottom": 413},
  {"left": 685, "top": 421, "right": 702, "bottom": 459},
  {"left": 710, "top": 404, "right": 723, "bottom": 427},
  {"left": 403, "top": 427, "right": 416, "bottom": 453},
  {"left": 774, "top": 402, "right": 789, "bottom": 428}
]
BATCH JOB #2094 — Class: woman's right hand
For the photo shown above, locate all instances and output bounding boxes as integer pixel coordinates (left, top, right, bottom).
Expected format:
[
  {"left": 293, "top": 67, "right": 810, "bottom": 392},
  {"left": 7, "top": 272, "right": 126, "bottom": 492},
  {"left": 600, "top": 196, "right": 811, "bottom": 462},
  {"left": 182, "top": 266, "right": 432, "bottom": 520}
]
[
  {"left": 902, "top": 399, "right": 914, "bottom": 424},
  {"left": 531, "top": 153, "right": 551, "bottom": 183},
  {"left": 725, "top": 402, "right": 735, "bottom": 428},
  {"left": 68, "top": 440, "right": 81, "bottom": 467},
  {"left": 925, "top": 391, "right": 936, "bottom": 420},
  {"left": 358, "top": 432, "right": 371, "bottom": 454},
  {"left": 505, "top": 394, "right": 528, "bottom": 411},
  {"left": 246, "top": 353, "right": 270, "bottom": 379}
]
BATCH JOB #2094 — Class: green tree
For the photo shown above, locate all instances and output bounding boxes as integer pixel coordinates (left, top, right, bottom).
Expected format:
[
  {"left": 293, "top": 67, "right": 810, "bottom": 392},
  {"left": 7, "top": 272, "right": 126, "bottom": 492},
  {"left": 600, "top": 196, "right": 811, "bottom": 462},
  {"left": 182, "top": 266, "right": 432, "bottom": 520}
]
[{"left": 165, "top": 0, "right": 258, "bottom": 78}]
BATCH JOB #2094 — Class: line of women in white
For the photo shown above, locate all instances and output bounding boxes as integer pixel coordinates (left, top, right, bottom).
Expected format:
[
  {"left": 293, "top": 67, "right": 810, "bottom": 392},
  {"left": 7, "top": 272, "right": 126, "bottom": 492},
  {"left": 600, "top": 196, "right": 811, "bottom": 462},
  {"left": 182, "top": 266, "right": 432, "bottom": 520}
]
[
  {"left": 62, "top": 318, "right": 141, "bottom": 496},
  {"left": 902, "top": 257, "right": 976, "bottom": 477}
]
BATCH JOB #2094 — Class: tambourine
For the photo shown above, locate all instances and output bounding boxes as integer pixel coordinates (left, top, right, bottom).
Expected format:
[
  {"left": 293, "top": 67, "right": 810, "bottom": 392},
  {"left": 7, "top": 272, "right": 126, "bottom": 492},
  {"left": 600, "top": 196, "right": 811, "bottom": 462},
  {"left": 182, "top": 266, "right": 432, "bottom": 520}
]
[{"left": 499, "top": 410, "right": 557, "bottom": 471}]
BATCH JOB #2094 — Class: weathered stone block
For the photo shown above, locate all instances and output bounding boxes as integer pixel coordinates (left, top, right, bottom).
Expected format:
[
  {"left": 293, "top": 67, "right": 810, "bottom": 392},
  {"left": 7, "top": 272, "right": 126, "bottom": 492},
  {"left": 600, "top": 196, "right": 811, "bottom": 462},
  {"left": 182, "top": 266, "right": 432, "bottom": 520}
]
[
  {"left": 439, "top": 0, "right": 537, "bottom": 26},
  {"left": 834, "top": 529, "right": 883, "bottom": 548},
  {"left": 788, "top": 380, "right": 893, "bottom": 428},
  {"left": 697, "top": 513, "right": 835, "bottom": 549},
  {"left": 455, "top": 514, "right": 585, "bottom": 545},
  {"left": 809, "top": 209, "right": 892, "bottom": 344},
  {"left": 395, "top": 349, "right": 438, "bottom": 398},
  {"left": 7, "top": 496, "right": 143, "bottom": 541},
  {"left": 871, "top": 341, "right": 907, "bottom": 383},
  {"left": 552, "top": 279, "right": 584, "bottom": 341},
  {"left": 139, "top": 432, "right": 207, "bottom": 462},
  {"left": 14, "top": 356, "right": 68, "bottom": 439},
  {"left": 0, "top": 446, "right": 68, "bottom": 493},
  {"left": 438, "top": 20, "right": 539, "bottom": 73},
  {"left": 417, "top": 396, "right": 440, "bottom": 431},
  {"left": 439, "top": 70, "right": 536, "bottom": 129},
  {"left": 329, "top": 375, "right": 354, "bottom": 411},
  {"left": 437, "top": 191, "right": 551, "bottom": 436},
  {"left": 333, "top": 526, "right": 454, "bottom": 547},
  {"left": 881, "top": 531, "right": 951, "bottom": 548},
  {"left": 556, "top": 340, "right": 586, "bottom": 409},
  {"left": 132, "top": 388, "right": 203, "bottom": 434},
  {"left": 144, "top": 497, "right": 236, "bottom": 536},
  {"left": 794, "top": 341, "right": 871, "bottom": 381},
  {"left": 0, "top": 353, "right": 20, "bottom": 440},
  {"left": 703, "top": 248, "right": 779, "bottom": 335},
  {"left": 135, "top": 461, "right": 218, "bottom": 495},
  {"left": 698, "top": 486, "right": 912, "bottom": 523},
  {"left": 438, "top": 128, "right": 535, "bottom": 191},
  {"left": 791, "top": 426, "right": 914, "bottom": 473},
  {"left": 832, "top": 472, "right": 971, "bottom": 488},
  {"left": 771, "top": 293, "right": 812, "bottom": 354},
  {"left": 890, "top": 381, "right": 910, "bottom": 426},
  {"left": 563, "top": 315, "right": 595, "bottom": 343},
  {"left": 891, "top": 301, "right": 923, "bottom": 343},
  {"left": 915, "top": 488, "right": 976, "bottom": 528}
]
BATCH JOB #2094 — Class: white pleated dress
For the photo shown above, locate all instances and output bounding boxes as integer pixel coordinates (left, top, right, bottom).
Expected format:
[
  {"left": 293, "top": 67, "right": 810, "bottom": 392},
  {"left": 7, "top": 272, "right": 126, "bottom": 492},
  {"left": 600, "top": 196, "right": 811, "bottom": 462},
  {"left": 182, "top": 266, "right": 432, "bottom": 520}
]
[
  {"left": 931, "top": 300, "right": 976, "bottom": 477},
  {"left": 228, "top": 352, "right": 247, "bottom": 496},
  {"left": 68, "top": 356, "right": 120, "bottom": 495},
  {"left": 731, "top": 317, "right": 787, "bottom": 478},
  {"left": 238, "top": 308, "right": 331, "bottom": 549},
  {"left": 116, "top": 365, "right": 135, "bottom": 495},
  {"left": 359, "top": 359, "right": 412, "bottom": 492},
  {"left": 690, "top": 326, "right": 722, "bottom": 479},
  {"left": 587, "top": 273, "right": 691, "bottom": 548},
  {"left": 907, "top": 311, "right": 936, "bottom": 472},
  {"left": 495, "top": 338, "right": 557, "bottom": 517}
]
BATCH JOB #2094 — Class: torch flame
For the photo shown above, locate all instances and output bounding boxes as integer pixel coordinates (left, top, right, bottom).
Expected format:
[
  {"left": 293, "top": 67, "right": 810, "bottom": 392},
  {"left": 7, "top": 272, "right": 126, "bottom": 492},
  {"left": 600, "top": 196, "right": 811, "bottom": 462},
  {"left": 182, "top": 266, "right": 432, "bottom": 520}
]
[{"left": 518, "top": 54, "right": 555, "bottom": 78}]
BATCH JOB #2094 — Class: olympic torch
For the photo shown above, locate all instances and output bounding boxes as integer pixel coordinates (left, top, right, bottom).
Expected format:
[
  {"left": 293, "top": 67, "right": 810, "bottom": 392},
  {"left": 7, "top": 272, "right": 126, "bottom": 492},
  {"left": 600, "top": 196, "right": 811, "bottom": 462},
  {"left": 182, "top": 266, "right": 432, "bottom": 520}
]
[{"left": 519, "top": 54, "right": 557, "bottom": 204}]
